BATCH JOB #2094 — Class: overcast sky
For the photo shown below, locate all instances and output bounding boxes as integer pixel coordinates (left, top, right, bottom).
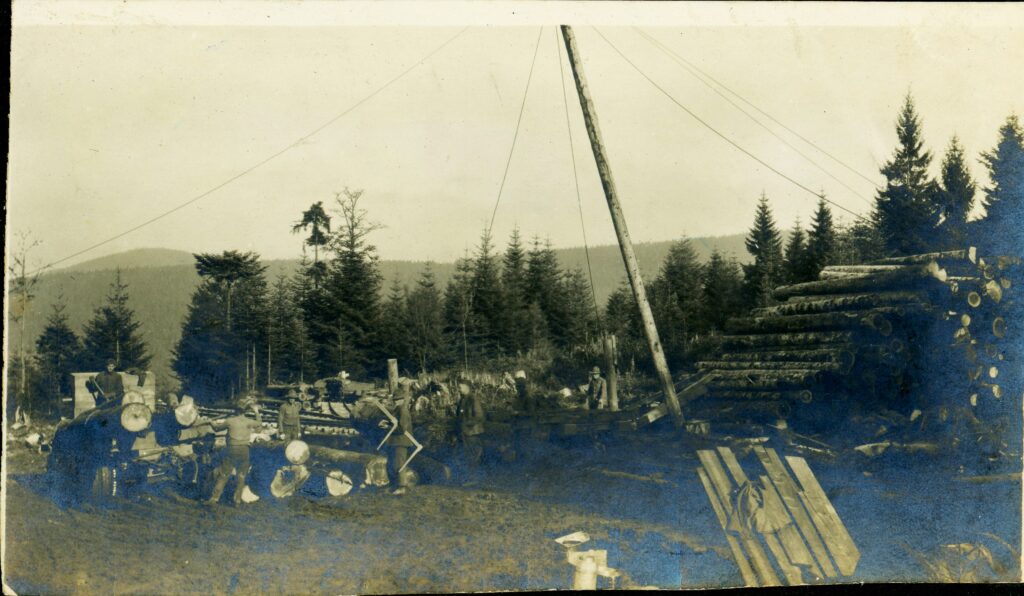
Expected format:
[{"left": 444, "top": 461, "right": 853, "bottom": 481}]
[{"left": 8, "top": 2, "right": 1024, "bottom": 270}]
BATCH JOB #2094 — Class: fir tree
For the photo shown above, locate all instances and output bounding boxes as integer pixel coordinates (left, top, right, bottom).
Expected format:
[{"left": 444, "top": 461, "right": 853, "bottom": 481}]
[
  {"left": 173, "top": 281, "right": 238, "bottom": 403},
  {"left": 873, "top": 94, "right": 941, "bottom": 255},
  {"left": 935, "top": 136, "right": 976, "bottom": 248},
  {"left": 701, "top": 251, "right": 744, "bottom": 332},
  {"left": 501, "top": 227, "right": 532, "bottom": 354},
  {"left": 561, "top": 267, "right": 602, "bottom": 349},
  {"left": 652, "top": 237, "right": 705, "bottom": 361},
  {"left": 378, "top": 278, "right": 412, "bottom": 367},
  {"left": 805, "top": 198, "right": 837, "bottom": 278},
  {"left": 34, "top": 295, "right": 83, "bottom": 416},
  {"left": 267, "top": 275, "right": 314, "bottom": 384},
  {"left": 604, "top": 281, "right": 645, "bottom": 372},
  {"left": 742, "top": 193, "right": 784, "bottom": 307},
  {"left": 526, "top": 237, "right": 566, "bottom": 345},
  {"left": 469, "top": 228, "right": 505, "bottom": 356},
  {"left": 407, "top": 265, "right": 445, "bottom": 373},
  {"left": 979, "top": 114, "right": 1024, "bottom": 255},
  {"left": 326, "top": 188, "right": 383, "bottom": 377},
  {"left": 82, "top": 269, "right": 151, "bottom": 371},
  {"left": 783, "top": 221, "right": 808, "bottom": 285},
  {"left": 443, "top": 253, "right": 476, "bottom": 371}
]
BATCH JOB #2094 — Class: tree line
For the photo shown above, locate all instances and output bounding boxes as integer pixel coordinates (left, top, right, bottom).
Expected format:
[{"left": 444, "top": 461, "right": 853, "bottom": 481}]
[{"left": 16, "top": 94, "right": 1023, "bottom": 411}]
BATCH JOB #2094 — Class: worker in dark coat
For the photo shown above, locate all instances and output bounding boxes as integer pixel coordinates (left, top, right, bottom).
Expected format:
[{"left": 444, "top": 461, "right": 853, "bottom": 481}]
[
  {"left": 585, "top": 366, "right": 607, "bottom": 410},
  {"left": 278, "top": 391, "right": 303, "bottom": 441},
  {"left": 386, "top": 383, "right": 416, "bottom": 495},
  {"left": 514, "top": 370, "right": 534, "bottom": 414},
  {"left": 208, "top": 398, "right": 263, "bottom": 505},
  {"left": 456, "top": 382, "right": 485, "bottom": 466},
  {"left": 90, "top": 361, "right": 125, "bottom": 406}
]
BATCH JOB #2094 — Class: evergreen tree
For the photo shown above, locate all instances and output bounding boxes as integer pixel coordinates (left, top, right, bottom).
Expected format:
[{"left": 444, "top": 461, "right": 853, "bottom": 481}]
[
  {"left": 742, "top": 194, "right": 785, "bottom": 307},
  {"left": 173, "top": 281, "right": 237, "bottom": 403},
  {"left": 652, "top": 238, "right": 706, "bottom": 363},
  {"left": 501, "top": 227, "right": 532, "bottom": 354},
  {"left": 873, "top": 94, "right": 941, "bottom": 255},
  {"left": 291, "top": 201, "right": 332, "bottom": 281},
  {"left": 526, "top": 237, "right": 566, "bottom": 344},
  {"left": 469, "top": 228, "right": 505, "bottom": 356},
  {"left": 701, "top": 251, "right": 744, "bottom": 332},
  {"left": 805, "top": 198, "right": 837, "bottom": 278},
  {"left": 979, "top": 114, "right": 1024, "bottom": 255},
  {"left": 934, "top": 136, "right": 976, "bottom": 249},
  {"left": 407, "top": 265, "right": 445, "bottom": 373},
  {"left": 82, "top": 269, "right": 151, "bottom": 371},
  {"left": 604, "top": 281, "right": 645, "bottom": 372},
  {"left": 783, "top": 221, "right": 808, "bottom": 285},
  {"left": 34, "top": 295, "right": 83, "bottom": 416},
  {"left": 443, "top": 253, "right": 476, "bottom": 371},
  {"left": 326, "top": 188, "right": 383, "bottom": 377},
  {"left": 267, "top": 275, "right": 314, "bottom": 384},
  {"left": 561, "top": 267, "right": 602, "bottom": 349},
  {"left": 378, "top": 278, "right": 412, "bottom": 367}
]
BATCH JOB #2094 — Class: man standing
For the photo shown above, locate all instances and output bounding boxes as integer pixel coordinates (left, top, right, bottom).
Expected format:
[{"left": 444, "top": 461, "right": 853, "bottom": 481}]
[
  {"left": 456, "top": 382, "right": 485, "bottom": 466},
  {"left": 514, "top": 370, "right": 534, "bottom": 414},
  {"left": 278, "top": 390, "right": 302, "bottom": 441},
  {"left": 586, "top": 366, "right": 608, "bottom": 411},
  {"left": 208, "top": 398, "right": 263, "bottom": 505},
  {"left": 90, "top": 360, "right": 125, "bottom": 406}
]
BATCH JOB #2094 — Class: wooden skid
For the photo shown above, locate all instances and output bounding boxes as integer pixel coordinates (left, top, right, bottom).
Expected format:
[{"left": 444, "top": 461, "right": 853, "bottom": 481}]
[{"left": 696, "top": 446, "right": 859, "bottom": 586}]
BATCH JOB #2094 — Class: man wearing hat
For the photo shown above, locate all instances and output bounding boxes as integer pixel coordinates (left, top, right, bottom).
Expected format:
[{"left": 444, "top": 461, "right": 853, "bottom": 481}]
[
  {"left": 514, "top": 370, "right": 535, "bottom": 414},
  {"left": 278, "top": 390, "right": 303, "bottom": 441},
  {"left": 90, "top": 360, "right": 125, "bottom": 406},
  {"left": 207, "top": 398, "right": 263, "bottom": 505},
  {"left": 585, "top": 366, "right": 608, "bottom": 411}
]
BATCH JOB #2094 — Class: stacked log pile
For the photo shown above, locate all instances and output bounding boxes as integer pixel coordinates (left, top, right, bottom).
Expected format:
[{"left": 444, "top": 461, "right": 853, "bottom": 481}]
[{"left": 693, "top": 248, "right": 1022, "bottom": 427}]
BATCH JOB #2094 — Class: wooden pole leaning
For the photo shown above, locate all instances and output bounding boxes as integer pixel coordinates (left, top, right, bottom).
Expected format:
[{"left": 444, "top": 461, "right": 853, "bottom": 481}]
[{"left": 559, "top": 25, "right": 683, "bottom": 426}]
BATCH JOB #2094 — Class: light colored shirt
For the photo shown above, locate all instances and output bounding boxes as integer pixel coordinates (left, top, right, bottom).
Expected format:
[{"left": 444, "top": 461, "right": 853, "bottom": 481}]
[{"left": 218, "top": 414, "right": 262, "bottom": 446}]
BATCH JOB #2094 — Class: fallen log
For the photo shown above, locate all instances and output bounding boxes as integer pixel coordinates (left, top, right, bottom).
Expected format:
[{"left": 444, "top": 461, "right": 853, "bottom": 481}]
[
  {"left": 870, "top": 247, "right": 976, "bottom": 265},
  {"left": 719, "top": 348, "right": 854, "bottom": 364},
  {"left": 722, "top": 331, "right": 854, "bottom": 350},
  {"left": 699, "top": 360, "right": 843, "bottom": 373},
  {"left": 697, "top": 399, "right": 793, "bottom": 419},
  {"left": 709, "top": 369, "right": 829, "bottom": 391},
  {"left": 713, "top": 390, "right": 815, "bottom": 404},
  {"left": 751, "top": 292, "right": 926, "bottom": 317},
  {"left": 773, "top": 266, "right": 941, "bottom": 300},
  {"left": 726, "top": 308, "right": 909, "bottom": 335}
]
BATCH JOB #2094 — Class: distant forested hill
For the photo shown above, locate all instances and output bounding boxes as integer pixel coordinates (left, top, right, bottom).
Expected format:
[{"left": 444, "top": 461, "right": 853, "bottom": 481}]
[{"left": 12, "top": 235, "right": 746, "bottom": 390}]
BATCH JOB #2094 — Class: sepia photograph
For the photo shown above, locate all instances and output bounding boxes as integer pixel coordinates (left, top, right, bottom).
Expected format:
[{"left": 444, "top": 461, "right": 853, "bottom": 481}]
[{"left": 4, "top": 1, "right": 1023, "bottom": 592}]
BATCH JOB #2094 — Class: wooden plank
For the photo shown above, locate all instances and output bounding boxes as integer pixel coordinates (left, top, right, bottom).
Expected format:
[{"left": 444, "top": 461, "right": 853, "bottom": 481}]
[
  {"left": 760, "top": 474, "right": 821, "bottom": 576},
  {"left": 697, "top": 467, "right": 759, "bottom": 587},
  {"left": 785, "top": 456, "right": 860, "bottom": 576},
  {"left": 697, "top": 450, "right": 781, "bottom": 587},
  {"left": 754, "top": 447, "right": 838, "bottom": 577},
  {"left": 762, "top": 532, "right": 803, "bottom": 585},
  {"left": 716, "top": 446, "right": 750, "bottom": 484}
]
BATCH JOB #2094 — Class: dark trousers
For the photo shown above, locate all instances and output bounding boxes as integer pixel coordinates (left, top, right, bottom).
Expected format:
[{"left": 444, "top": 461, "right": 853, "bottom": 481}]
[{"left": 209, "top": 444, "right": 251, "bottom": 503}]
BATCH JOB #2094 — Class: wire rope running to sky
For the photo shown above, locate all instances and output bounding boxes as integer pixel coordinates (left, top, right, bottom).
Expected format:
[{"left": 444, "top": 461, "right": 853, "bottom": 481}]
[
  {"left": 31, "top": 27, "right": 469, "bottom": 277},
  {"left": 486, "top": 26, "right": 545, "bottom": 237},
  {"left": 592, "top": 27, "right": 869, "bottom": 223},
  {"left": 634, "top": 27, "right": 875, "bottom": 208},
  {"left": 555, "top": 28, "right": 602, "bottom": 320},
  {"left": 634, "top": 26, "right": 880, "bottom": 188}
]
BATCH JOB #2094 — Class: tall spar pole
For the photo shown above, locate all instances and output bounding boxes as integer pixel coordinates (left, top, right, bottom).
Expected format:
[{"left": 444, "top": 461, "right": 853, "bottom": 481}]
[{"left": 560, "top": 25, "right": 684, "bottom": 426}]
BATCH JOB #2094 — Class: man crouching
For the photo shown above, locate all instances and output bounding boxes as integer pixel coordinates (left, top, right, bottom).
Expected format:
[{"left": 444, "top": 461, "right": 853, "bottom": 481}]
[{"left": 207, "top": 397, "right": 263, "bottom": 505}]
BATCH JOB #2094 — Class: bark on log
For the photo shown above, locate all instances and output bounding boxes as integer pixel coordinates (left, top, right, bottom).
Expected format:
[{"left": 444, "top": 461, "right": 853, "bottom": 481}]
[
  {"left": 698, "top": 399, "right": 793, "bottom": 419},
  {"left": 698, "top": 360, "right": 843, "bottom": 373},
  {"left": 751, "top": 292, "right": 925, "bottom": 317},
  {"left": 727, "top": 307, "right": 909, "bottom": 335},
  {"left": 871, "top": 248, "right": 976, "bottom": 265},
  {"left": 718, "top": 348, "right": 853, "bottom": 364},
  {"left": 722, "top": 331, "right": 855, "bottom": 350},
  {"left": 709, "top": 369, "right": 829, "bottom": 391},
  {"left": 712, "top": 390, "right": 815, "bottom": 404},
  {"left": 773, "top": 267, "right": 939, "bottom": 300}
]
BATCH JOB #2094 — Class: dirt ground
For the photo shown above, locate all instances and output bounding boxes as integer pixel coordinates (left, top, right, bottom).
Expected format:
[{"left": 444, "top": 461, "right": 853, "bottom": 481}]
[{"left": 3, "top": 422, "right": 1021, "bottom": 594}]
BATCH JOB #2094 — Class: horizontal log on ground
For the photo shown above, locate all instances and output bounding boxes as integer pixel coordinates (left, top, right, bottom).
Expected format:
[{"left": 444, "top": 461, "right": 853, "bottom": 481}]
[
  {"left": 870, "top": 247, "right": 976, "bottom": 265},
  {"left": 751, "top": 292, "right": 927, "bottom": 317},
  {"left": 718, "top": 347, "right": 854, "bottom": 363},
  {"left": 696, "top": 399, "right": 793, "bottom": 419},
  {"left": 698, "top": 360, "right": 843, "bottom": 373},
  {"left": 709, "top": 369, "right": 829, "bottom": 390},
  {"left": 712, "top": 389, "right": 815, "bottom": 403},
  {"left": 722, "top": 331, "right": 856, "bottom": 350},
  {"left": 821, "top": 265, "right": 912, "bottom": 274},
  {"left": 726, "top": 307, "right": 913, "bottom": 335},
  {"left": 773, "top": 266, "right": 942, "bottom": 300}
]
